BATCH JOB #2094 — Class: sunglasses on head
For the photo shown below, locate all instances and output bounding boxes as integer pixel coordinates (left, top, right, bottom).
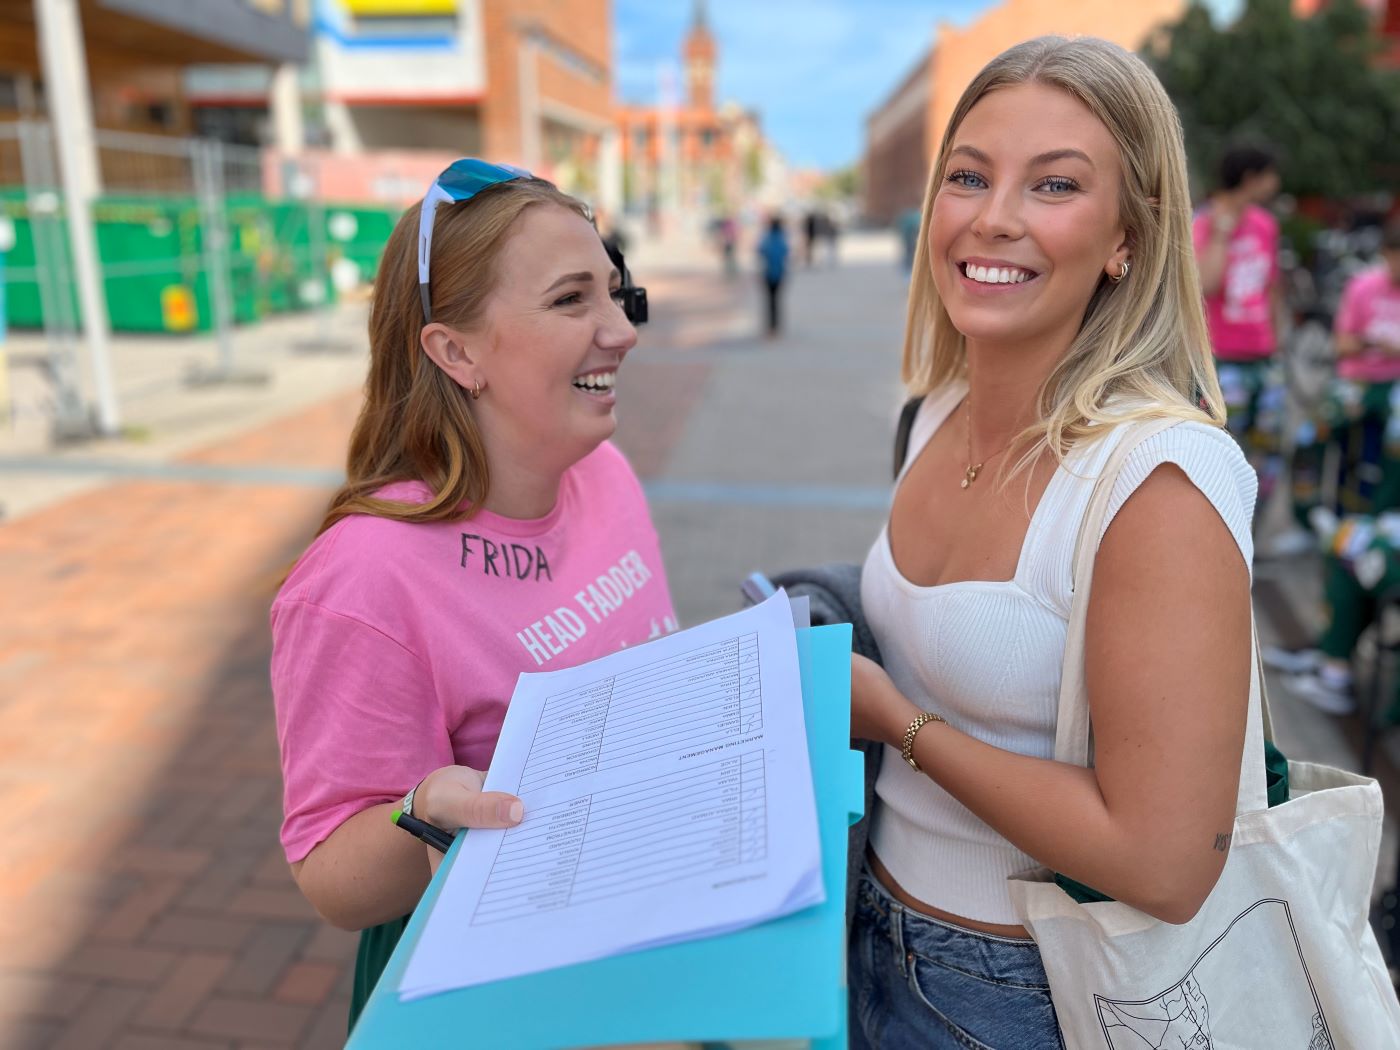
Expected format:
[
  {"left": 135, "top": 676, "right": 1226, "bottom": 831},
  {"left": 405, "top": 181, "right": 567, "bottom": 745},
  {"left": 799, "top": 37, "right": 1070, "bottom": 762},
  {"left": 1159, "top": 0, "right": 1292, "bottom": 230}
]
[
  {"left": 417, "top": 158, "right": 530, "bottom": 325},
  {"left": 416, "top": 157, "right": 648, "bottom": 326}
]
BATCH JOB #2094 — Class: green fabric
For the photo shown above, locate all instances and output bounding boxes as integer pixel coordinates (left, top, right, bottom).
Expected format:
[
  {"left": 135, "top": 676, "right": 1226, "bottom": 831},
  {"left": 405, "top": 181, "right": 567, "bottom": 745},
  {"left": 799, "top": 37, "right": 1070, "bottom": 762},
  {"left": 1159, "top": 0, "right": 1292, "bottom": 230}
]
[
  {"left": 1290, "top": 379, "right": 1400, "bottom": 524},
  {"left": 348, "top": 914, "right": 412, "bottom": 1035},
  {"left": 1055, "top": 740, "right": 1291, "bottom": 905},
  {"left": 1316, "top": 536, "right": 1400, "bottom": 725},
  {"left": 1319, "top": 553, "right": 1373, "bottom": 661}
]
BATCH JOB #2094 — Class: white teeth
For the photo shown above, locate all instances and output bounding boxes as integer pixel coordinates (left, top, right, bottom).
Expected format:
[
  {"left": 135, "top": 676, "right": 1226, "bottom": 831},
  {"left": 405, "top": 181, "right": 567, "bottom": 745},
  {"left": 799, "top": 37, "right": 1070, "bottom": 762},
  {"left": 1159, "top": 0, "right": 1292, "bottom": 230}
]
[
  {"left": 572, "top": 372, "right": 616, "bottom": 392},
  {"left": 964, "top": 264, "right": 1032, "bottom": 285}
]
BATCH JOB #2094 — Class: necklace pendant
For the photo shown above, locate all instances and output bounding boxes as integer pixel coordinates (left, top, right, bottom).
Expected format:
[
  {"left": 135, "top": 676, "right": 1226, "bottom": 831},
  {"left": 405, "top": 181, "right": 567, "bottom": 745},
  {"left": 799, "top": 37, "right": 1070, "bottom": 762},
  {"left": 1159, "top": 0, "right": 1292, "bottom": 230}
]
[{"left": 962, "top": 464, "right": 981, "bottom": 489}]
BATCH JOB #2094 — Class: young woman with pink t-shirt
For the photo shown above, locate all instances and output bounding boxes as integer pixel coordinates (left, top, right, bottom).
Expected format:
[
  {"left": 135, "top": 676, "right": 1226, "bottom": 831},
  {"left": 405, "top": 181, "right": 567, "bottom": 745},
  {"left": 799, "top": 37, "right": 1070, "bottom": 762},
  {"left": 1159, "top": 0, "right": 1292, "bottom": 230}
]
[
  {"left": 270, "top": 163, "right": 676, "bottom": 1027},
  {"left": 1192, "top": 146, "right": 1283, "bottom": 494},
  {"left": 1284, "top": 220, "right": 1400, "bottom": 716}
]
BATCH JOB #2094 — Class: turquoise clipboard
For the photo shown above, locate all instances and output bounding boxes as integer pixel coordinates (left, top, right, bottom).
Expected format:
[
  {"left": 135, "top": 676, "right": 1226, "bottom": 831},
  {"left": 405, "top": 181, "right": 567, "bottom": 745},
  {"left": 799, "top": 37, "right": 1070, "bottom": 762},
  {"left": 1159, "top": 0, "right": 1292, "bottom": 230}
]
[{"left": 348, "top": 623, "right": 863, "bottom": 1049}]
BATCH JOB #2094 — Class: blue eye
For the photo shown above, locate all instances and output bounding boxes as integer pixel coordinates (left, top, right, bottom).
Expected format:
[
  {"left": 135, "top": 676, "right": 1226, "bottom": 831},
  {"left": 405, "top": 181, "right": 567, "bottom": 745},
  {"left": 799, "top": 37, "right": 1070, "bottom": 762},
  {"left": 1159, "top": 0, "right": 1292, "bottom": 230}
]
[
  {"left": 1037, "top": 176, "right": 1079, "bottom": 194},
  {"left": 552, "top": 292, "right": 582, "bottom": 307},
  {"left": 945, "top": 169, "right": 987, "bottom": 189}
]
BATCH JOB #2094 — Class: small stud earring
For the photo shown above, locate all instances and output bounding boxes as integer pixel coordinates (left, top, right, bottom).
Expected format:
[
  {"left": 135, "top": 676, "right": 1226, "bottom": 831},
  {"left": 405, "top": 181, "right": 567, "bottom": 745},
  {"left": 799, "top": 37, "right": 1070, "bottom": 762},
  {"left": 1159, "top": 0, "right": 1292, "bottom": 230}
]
[{"left": 1109, "top": 260, "right": 1131, "bottom": 284}]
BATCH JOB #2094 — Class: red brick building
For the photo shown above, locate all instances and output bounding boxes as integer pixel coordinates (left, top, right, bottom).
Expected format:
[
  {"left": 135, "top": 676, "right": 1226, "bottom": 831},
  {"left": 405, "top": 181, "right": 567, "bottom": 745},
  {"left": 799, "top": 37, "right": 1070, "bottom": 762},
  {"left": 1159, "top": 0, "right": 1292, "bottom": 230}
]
[
  {"left": 614, "top": 0, "right": 767, "bottom": 216},
  {"left": 186, "top": 1, "right": 620, "bottom": 206}
]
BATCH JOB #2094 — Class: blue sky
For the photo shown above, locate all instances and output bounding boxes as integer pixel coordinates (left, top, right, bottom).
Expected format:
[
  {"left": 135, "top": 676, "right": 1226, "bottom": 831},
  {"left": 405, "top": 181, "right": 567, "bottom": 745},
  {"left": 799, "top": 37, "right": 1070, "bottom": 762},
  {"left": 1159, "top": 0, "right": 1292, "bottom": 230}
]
[{"left": 614, "top": 0, "right": 1244, "bottom": 173}]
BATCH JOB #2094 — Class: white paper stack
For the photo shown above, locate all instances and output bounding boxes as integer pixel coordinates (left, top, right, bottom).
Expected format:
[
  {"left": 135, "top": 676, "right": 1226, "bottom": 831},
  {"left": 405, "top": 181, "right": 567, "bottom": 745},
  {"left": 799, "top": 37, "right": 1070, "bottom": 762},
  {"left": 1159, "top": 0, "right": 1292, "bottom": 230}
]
[{"left": 398, "top": 591, "right": 825, "bottom": 1000}]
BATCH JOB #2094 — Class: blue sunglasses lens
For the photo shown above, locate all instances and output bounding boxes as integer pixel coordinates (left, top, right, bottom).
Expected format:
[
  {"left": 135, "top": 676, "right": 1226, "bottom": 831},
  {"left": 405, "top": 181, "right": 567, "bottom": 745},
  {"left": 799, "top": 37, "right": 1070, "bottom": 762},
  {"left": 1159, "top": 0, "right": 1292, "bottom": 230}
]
[{"left": 436, "top": 159, "right": 531, "bottom": 200}]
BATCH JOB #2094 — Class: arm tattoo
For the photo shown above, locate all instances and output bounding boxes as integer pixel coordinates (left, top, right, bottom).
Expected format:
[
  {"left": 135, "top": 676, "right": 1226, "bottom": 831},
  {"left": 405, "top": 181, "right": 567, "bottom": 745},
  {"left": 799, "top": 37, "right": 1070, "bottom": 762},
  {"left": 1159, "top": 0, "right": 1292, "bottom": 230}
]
[{"left": 1213, "top": 832, "right": 1232, "bottom": 853}]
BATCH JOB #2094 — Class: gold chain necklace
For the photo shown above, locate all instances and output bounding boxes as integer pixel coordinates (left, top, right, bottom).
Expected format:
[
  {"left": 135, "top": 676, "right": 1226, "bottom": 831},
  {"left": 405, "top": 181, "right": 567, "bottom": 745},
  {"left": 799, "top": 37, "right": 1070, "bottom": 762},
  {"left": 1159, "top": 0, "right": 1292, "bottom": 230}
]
[{"left": 962, "top": 399, "right": 1016, "bottom": 489}]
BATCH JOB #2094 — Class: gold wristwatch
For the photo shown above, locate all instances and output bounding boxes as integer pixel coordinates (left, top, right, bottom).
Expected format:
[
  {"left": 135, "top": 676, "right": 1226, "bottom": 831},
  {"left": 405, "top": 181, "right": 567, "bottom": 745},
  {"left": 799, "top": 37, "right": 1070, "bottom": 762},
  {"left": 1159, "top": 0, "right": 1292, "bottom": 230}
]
[{"left": 901, "top": 711, "right": 946, "bottom": 773}]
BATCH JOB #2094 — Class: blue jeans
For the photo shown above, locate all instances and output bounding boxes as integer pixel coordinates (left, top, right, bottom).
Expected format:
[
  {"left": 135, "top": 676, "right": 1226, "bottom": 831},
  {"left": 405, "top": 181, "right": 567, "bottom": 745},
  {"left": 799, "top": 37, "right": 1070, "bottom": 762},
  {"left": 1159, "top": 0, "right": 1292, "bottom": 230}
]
[{"left": 848, "top": 863, "right": 1065, "bottom": 1049}]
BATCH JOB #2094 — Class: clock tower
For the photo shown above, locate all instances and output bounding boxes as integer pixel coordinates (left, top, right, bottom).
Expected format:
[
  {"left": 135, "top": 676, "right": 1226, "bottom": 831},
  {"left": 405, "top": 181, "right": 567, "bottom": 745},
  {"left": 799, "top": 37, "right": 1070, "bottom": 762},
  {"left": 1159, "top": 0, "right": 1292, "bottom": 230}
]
[{"left": 682, "top": 0, "right": 716, "bottom": 111}]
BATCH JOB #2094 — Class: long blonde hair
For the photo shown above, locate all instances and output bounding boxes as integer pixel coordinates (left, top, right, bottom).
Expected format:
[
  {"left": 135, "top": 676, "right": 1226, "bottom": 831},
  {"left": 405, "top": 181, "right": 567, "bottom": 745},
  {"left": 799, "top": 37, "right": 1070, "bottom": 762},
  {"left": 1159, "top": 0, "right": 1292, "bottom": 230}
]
[
  {"left": 314, "top": 178, "right": 589, "bottom": 538},
  {"left": 902, "top": 36, "right": 1225, "bottom": 470}
]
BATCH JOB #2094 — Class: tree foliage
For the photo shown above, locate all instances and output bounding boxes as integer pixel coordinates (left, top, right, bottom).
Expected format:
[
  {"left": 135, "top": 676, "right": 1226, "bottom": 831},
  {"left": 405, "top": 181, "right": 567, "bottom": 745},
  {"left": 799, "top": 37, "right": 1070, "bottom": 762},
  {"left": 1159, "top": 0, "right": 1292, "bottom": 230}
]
[
  {"left": 1148, "top": 0, "right": 1400, "bottom": 199},
  {"left": 816, "top": 165, "right": 861, "bottom": 201}
]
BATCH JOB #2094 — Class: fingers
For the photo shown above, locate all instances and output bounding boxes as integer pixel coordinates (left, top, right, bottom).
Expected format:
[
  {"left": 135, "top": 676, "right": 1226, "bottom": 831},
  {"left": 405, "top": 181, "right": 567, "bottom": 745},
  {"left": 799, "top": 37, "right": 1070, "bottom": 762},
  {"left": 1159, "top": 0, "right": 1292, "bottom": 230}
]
[
  {"left": 419, "top": 765, "right": 522, "bottom": 830},
  {"left": 461, "top": 791, "right": 524, "bottom": 829}
]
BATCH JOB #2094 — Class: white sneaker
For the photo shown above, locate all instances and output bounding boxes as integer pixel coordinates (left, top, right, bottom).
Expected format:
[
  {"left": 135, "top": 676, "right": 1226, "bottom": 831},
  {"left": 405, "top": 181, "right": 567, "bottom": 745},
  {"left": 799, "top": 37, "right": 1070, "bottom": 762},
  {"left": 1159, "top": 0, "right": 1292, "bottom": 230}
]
[
  {"left": 1286, "top": 671, "right": 1358, "bottom": 715},
  {"left": 1261, "top": 646, "right": 1322, "bottom": 674}
]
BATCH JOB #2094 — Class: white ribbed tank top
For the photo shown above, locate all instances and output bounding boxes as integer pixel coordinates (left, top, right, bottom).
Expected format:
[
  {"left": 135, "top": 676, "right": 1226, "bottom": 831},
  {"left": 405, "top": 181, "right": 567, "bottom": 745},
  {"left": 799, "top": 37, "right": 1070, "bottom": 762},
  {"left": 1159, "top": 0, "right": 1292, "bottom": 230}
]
[{"left": 861, "top": 380, "right": 1258, "bottom": 924}]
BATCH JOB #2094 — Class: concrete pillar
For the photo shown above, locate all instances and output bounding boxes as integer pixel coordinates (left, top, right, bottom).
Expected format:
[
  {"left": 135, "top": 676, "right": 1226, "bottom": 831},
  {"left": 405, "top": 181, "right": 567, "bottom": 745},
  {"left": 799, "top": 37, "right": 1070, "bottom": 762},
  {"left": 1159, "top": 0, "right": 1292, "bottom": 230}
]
[
  {"left": 597, "top": 127, "right": 622, "bottom": 216},
  {"left": 270, "top": 63, "right": 305, "bottom": 155},
  {"left": 324, "top": 99, "right": 362, "bottom": 155},
  {"left": 657, "top": 62, "right": 676, "bottom": 232},
  {"left": 33, "top": 0, "right": 118, "bottom": 434},
  {"left": 517, "top": 33, "right": 541, "bottom": 171}
]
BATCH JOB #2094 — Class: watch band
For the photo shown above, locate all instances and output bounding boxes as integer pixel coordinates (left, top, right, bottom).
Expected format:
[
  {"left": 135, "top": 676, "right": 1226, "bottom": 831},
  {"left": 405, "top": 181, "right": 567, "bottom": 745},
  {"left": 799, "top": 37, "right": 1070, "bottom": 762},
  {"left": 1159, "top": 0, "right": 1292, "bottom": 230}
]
[
  {"left": 401, "top": 779, "right": 424, "bottom": 820},
  {"left": 901, "top": 712, "right": 946, "bottom": 773}
]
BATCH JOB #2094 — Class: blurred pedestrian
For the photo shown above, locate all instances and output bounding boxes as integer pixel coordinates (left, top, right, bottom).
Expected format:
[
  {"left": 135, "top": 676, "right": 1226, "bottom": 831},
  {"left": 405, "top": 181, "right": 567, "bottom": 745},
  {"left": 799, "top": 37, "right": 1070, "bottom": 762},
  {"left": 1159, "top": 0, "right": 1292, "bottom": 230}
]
[
  {"left": 822, "top": 210, "right": 841, "bottom": 267},
  {"left": 756, "top": 215, "right": 790, "bottom": 338},
  {"left": 897, "top": 205, "right": 921, "bottom": 273},
  {"left": 713, "top": 213, "right": 739, "bottom": 278},
  {"left": 1278, "top": 218, "right": 1400, "bottom": 715},
  {"left": 595, "top": 207, "right": 628, "bottom": 262},
  {"left": 1330, "top": 217, "right": 1400, "bottom": 505},
  {"left": 1192, "top": 145, "right": 1284, "bottom": 492},
  {"left": 848, "top": 37, "right": 1256, "bottom": 1048},
  {"left": 270, "top": 159, "right": 677, "bottom": 1030},
  {"left": 803, "top": 209, "right": 820, "bottom": 267}
]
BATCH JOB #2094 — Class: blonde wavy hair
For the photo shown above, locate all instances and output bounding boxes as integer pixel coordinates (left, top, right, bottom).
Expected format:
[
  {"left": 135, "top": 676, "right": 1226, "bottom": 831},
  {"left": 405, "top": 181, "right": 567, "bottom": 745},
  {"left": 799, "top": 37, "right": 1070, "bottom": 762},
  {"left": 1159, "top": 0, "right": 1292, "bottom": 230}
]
[{"left": 902, "top": 35, "right": 1225, "bottom": 472}]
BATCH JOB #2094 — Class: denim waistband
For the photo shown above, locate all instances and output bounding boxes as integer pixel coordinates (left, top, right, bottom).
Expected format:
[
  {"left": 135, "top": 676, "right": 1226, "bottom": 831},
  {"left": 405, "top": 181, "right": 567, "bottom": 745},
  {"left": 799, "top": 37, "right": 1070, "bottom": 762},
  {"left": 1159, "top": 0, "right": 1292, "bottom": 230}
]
[{"left": 856, "top": 860, "right": 1051, "bottom": 990}]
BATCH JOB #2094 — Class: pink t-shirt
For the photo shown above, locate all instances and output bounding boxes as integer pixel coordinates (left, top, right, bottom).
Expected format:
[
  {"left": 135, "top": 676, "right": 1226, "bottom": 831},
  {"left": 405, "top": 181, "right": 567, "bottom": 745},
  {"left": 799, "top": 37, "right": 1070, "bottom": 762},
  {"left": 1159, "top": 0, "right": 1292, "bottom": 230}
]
[
  {"left": 1193, "top": 204, "right": 1279, "bottom": 360},
  {"left": 1335, "top": 266, "right": 1400, "bottom": 383},
  {"left": 271, "top": 441, "right": 678, "bottom": 863}
]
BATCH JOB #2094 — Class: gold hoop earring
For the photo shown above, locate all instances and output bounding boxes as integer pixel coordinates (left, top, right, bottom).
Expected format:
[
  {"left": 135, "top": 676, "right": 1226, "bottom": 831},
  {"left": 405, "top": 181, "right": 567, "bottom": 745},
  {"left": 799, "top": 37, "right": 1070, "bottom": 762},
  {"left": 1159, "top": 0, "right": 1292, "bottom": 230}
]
[
  {"left": 1109, "top": 260, "right": 1130, "bottom": 284},
  {"left": 471, "top": 379, "right": 482, "bottom": 401}
]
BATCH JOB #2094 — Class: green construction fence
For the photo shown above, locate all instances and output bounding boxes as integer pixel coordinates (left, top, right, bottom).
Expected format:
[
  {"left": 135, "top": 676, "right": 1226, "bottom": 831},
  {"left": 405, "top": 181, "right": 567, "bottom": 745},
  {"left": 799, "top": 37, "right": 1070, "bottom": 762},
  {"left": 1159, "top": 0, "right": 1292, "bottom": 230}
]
[{"left": 0, "top": 189, "right": 399, "bottom": 333}]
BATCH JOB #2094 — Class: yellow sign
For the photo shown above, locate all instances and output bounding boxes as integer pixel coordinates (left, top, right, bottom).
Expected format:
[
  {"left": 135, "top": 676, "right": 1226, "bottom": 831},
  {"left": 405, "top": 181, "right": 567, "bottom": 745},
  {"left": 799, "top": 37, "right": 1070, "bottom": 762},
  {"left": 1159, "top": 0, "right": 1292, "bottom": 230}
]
[
  {"left": 340, "top": 0, "right": 456, "bottom": 14},
  {"left": 161, "top": 285, "right": 198, "bottom": 332}
]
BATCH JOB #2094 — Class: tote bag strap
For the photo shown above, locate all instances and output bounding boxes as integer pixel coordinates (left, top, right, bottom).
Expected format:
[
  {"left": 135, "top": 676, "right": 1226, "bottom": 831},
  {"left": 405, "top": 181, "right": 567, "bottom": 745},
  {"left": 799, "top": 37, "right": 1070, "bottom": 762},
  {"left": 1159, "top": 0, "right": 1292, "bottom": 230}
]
[{"left": 1054, "top": 417, "right": 1270, "bottom": 816}]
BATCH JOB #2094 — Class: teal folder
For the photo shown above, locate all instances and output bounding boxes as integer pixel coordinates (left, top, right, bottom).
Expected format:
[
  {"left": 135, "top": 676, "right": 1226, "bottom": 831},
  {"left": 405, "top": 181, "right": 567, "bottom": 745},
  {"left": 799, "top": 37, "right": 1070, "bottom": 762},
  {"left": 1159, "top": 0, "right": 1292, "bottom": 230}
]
[{"left": 349, "top": 624, "right": 863, "bottom": 1049}]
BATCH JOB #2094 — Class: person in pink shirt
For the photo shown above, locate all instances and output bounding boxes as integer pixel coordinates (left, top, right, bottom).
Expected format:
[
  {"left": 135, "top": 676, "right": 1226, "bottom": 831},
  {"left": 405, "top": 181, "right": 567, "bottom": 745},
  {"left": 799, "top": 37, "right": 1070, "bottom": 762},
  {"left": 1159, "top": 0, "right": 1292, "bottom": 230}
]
[
  {"left": 1192, "top": 146, "right": 1283, "bottom": 487},
  {"left": 1282, "top": 220, "right": 1400, "bottom": 716},
  {"left": 270, "top": 160, "right": 677, "bottom": 1027},
  {"left": 1335, "top": 221, "right": 1400, "bottom": 385},
  {"left": 1322, "top": 219, "right": 1400, "bottom": 517}
]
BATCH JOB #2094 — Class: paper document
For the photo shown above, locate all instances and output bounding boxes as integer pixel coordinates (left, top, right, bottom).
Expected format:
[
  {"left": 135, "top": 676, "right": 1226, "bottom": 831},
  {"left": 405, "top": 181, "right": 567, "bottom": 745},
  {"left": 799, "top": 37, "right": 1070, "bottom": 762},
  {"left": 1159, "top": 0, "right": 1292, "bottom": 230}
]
[{"left": 398, "top": 591, "right": 825, "bottom": 999}]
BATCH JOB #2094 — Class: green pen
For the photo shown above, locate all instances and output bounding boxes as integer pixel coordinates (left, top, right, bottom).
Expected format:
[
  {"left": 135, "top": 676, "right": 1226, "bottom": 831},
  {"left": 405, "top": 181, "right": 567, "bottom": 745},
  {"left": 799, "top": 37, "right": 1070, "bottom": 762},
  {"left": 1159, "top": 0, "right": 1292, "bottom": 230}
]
[{"left": 392, "top": 807, "right": 456, "bottom": 854}]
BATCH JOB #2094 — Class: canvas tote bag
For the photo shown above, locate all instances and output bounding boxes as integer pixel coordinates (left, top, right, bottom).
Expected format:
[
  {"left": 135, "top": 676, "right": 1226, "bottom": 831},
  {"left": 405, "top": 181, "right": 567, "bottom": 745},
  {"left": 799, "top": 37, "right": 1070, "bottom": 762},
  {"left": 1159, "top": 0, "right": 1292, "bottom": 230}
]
[{"left": 1007, "top": 418, "right": 1400, "bottom": 1049}]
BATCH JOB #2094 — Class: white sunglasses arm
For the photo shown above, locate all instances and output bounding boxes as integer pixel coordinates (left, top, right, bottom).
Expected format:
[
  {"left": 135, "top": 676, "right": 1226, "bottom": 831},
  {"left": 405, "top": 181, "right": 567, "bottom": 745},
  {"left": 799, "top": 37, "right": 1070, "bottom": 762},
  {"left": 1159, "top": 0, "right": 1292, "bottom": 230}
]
[{"left": 418, "top": 182, "right": 454, "bottom": 323}]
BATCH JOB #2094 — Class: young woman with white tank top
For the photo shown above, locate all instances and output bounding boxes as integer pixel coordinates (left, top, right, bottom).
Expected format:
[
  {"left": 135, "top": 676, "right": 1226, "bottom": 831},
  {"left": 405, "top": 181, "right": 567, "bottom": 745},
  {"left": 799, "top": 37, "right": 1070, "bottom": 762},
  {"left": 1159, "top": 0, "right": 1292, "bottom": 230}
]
[{"left": 847, "top": 38, "right": 1257, "bottom": 1050}]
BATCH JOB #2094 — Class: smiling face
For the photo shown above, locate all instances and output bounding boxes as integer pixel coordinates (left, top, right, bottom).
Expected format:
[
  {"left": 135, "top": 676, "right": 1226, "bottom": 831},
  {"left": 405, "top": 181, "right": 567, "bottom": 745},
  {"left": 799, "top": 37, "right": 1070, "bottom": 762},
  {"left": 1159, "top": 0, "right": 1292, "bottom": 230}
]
[
  {"left": 470, "top": 204, "right": 636, "bottom": 472},
  {"left": 928, "top": 82, "right": 1130, "bottom": 357}
]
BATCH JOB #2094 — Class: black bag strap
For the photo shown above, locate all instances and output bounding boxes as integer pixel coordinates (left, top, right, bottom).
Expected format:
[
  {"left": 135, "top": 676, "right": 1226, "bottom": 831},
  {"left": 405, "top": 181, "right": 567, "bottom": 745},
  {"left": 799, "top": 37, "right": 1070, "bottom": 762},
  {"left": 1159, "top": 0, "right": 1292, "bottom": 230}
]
[{"left": 892, "top": 395, "right": 925, "bottom": 480}]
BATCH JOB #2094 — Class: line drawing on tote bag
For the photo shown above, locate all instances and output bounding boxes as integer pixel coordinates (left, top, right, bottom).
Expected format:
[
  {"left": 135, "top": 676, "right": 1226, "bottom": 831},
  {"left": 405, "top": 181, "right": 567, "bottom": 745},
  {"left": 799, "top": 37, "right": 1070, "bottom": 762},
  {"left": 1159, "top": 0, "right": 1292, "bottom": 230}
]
[{"left": 1092, "top": 898, "right": 1334, "bottom": 1049}]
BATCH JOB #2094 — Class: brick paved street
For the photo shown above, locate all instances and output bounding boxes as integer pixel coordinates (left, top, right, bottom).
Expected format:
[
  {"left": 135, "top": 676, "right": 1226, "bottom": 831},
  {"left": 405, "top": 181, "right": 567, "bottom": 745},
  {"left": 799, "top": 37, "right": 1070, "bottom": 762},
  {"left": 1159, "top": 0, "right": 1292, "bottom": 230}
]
[{"left": 1, "top": 231, "right": 1396, "bottom": 1047}]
